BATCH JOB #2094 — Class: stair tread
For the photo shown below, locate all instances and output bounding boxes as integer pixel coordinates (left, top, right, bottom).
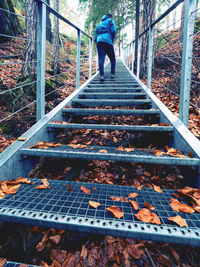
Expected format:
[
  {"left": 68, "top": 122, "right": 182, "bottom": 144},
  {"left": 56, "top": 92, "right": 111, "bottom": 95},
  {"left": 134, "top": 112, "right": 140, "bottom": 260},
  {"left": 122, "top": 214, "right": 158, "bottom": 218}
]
[
  {"left": 20, "top": 145, "right": 200, "bottom": 166},
  {"left": 62, "top": 108, "right": 160, "bottom": 115},
  {"left": 0, "top": 179, "right": 200, "bottom": 246},
  {"left": 48, "top": 122, "right": 174, "bottom": 131}
]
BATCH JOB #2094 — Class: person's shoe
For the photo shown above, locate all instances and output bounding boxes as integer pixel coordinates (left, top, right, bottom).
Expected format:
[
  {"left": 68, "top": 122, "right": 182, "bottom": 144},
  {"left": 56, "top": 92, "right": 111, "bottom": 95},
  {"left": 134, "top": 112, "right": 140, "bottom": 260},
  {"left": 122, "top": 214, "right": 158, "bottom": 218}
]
[
  {"left": 111, "top": 74, "right": 115, "bottom": 78},
  {"left": 100, "top": 75, "right": 105, "bottom": 81}
]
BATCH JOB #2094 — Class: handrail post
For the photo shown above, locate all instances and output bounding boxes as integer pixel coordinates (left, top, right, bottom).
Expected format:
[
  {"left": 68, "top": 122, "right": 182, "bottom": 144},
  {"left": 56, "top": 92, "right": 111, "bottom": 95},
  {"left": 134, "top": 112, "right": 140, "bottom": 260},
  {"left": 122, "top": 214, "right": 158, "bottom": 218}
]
[
  {"left": 136, "top": 37, "right": 140, "bottom": 77},
  {"left": 76, "top": 29, "right": 81, "bottom": 89},
  {"left": 128, "top": 44, "right": 131, "bottom": 68},
  {"left": 96, "top": 54, "right": 98, "bottom": 73},
  {"left": 147, "top": 26, "right": 154, "bottom": 89},
  {"left": 36, "top": 2, "right": 46, "bottom": 121},
  {"left": 179, "top": 0, "right": 196, "bottom": 126},
  {"left": 89, "top": 37, "right": 93, "bottom": 78},
  {"left": 131, "top": 42, "right": 134, "bottom": 71}
]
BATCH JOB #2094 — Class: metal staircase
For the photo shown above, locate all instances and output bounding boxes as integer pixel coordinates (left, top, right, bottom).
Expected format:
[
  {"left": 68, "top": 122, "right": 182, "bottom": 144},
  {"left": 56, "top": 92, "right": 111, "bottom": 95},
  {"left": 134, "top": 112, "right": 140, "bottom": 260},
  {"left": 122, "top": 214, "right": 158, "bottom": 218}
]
[{"left": 0, "top": 59, "right": 200, "bottom": 246}]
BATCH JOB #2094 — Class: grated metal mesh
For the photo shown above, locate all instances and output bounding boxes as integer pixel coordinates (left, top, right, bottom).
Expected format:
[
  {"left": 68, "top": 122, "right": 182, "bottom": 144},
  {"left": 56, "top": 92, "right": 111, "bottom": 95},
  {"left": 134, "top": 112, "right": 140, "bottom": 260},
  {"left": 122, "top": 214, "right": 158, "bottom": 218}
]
[
  {"left": 4, "top": 261, "right": 38, "bottom": 267},
  {"left": 0, "top": 179, "right": 200, "bottom": 246}
]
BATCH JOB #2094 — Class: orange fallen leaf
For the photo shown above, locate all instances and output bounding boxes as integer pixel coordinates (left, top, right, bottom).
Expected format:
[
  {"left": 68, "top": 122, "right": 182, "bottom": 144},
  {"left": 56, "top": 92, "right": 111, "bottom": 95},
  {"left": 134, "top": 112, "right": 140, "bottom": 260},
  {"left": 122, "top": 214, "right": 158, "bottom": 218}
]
[
  {"left": 30, "top": 141, "right": 62, "bottom": 149},
  {"left": 99, "top": 149, "right": 107, "bottom": 153},
  {"left": 129, "top": 200, "right": 139, "bottom": 210},
  {"left": 35, "top": 179, "right": 50, "bottom": 189},
  {"left": 151, "top": 149, "right": 165, "bottom": 156},
  {"left": 152, "top": 184, "right": 163, "bottom": 193},
  {"left": 144, "top": 202, "right": 156, "bottom": 210},
  {"left": 110, "top": 196, "right": 128, "bottom": 202},
  {"left": 1, "top": 182, "right": 21, "bottom": 194},
  {"left": 68, "top": 184, "right": 73, "bottom": 192},
  {"left": 160, "top": 122, "right": 169, "bottom": 126},
  {"left": 168, "top": 215, "right": 188, "bottom": 227},
  {"left": 135, "top": 208, "right": 161, "bottom": 225},
  {"left": 188, "top": 151, "right": 193, "bottom": 158},
  {"left": 106, "top": 206, "right": 124, "bottom": 219},
  {"left": 89, "top": 200, "right": 101, "bottom": 208},
  {"left": 129, "top": 192, "right": 138, "bottom": 198},
  {"left": 169, "top": 198, "right": 195, "bottom": 213},
  {"left": 81, "top": 185, "right": 91, "bottom": 194},
  {"left": 137, "top": 185, "right": 144, "bottom": 191}
]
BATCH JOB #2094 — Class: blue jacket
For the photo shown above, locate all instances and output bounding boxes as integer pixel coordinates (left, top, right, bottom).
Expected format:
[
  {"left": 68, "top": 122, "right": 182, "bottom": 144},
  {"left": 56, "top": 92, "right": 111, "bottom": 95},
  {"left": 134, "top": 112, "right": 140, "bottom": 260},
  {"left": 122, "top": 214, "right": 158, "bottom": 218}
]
[{"left": 95, "top": 15, "right": 117, "bottom": 46}]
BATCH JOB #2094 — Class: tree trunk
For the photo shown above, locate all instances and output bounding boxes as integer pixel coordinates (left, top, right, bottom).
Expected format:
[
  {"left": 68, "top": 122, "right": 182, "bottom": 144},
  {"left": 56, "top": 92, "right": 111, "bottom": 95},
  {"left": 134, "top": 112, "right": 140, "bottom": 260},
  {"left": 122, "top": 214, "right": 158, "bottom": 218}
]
[
  {"left": 0, "top": 0, "right": 20, "bottom": 41},
  {"left": 52, "top": 0, "right": 60, "bottom": 74},
  {"left": 140, "top": 0, "right": 155, "bottom": 78},
  {"left": 179, "top": 1, "right": 185, "bottom": 41},
  {"left": 21, "top": 0, "right": 37, "bottom": 78},
  {"left": 172, "top": 0, "right": 177, "bottom": 29}
]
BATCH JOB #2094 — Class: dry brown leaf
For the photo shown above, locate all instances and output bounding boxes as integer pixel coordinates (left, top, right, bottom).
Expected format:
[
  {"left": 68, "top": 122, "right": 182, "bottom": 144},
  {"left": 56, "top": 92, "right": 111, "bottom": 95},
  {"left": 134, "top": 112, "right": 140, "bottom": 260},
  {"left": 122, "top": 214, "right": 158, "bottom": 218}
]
[
  {"left": 144, "top": 202, "right": 156, "bottom": 210},
  {"left": 30, "top": 141, "right": 62, "bottom": 149},
  {"left": 62, "top": 253, "right": 75, "bottom": 267},
  {"left": 49, "top": 235, "right": 62, "bottom": 245},
  {"left": 152, "top": 184, "right": 163, "bottom": 193},
  {"left": 151, "top": 149, "right": 165, "bottom": 156},
  {"left": 0, "top": 258, "right": 7, "bottom": 266},
  {"left": 188, "top": 150, "right": 193, "bottom": 158},
  {"left": 68, "top": 184, "right": 73, "bottom": 192},
  {"left": 110, "top": 196, "right": 128, "bottom": 202},
  {"left": 135, "top": 208, "right": 161, "bottom": 225},
  {"left": 89, "top": 200, "right": 101, "bottom": 208},
  {"left": 168, "top": 215, "right": 188, "bottom": 227},
  {"left": 99, "top": 149, "right": 107, "bottom": 153},
  {"left": 127, "top": 244, "right": 145, "bottom": 260},
  {"left": 157, "top": 254, "right": 172, "bottom": 266},
  {"left": 170, "top": 247, "right": 181, "bottom": 267},
  {"left": 1, "top": 182, "right": 21, "bottom": 194},
  {"left": 129, "top": 200, "right": 139, "bottom": 210},
  {"left": 128, "top": 192, "right": 138, "bottom": 198},
  {"left": 80, "top": 245, "right": 87, "bottom": 259},
  {"left": 36, "top": 234, "right": 49, "bottom": 252},
  {"left": 81, "top": 185, "right": 91, "bottom": 194},
  {"left": 137, "top": 185, "right": 144, "bottom": 191},
  {"left": 35, "top": 178, "right": 50, "bottom": 189},
  {"left": 106, "top": 206, "right": 124, "bottom": 219}
]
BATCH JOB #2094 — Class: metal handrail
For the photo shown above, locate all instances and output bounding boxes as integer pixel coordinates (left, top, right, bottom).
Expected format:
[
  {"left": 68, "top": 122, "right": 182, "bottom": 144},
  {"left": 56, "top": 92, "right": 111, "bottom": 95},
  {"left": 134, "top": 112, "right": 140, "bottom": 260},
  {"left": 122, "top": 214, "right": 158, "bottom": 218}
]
[
  {"left": 122, "top": 0, "right": 198, "bottom": 127},
  {"left": 33, "top": 0, "right": 93, "bottom": 40}
]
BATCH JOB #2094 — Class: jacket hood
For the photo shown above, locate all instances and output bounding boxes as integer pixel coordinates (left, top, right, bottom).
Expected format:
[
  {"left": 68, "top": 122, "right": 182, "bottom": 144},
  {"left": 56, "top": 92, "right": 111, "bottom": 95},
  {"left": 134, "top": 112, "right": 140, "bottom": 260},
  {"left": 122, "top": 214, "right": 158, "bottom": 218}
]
[{"left": 101, "top": 15, "right": 109, "bottom": 21}]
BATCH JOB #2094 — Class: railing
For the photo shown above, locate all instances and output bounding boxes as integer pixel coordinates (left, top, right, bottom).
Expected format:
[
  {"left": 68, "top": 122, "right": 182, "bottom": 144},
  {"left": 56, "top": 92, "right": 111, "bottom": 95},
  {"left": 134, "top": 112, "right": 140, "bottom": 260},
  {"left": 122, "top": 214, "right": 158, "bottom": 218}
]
[
  {"left": 0, "top": 0, "right": 96, "bottom": 130},
  {"left": 122, "top": 0, "right": 200, "bottom": 127}
]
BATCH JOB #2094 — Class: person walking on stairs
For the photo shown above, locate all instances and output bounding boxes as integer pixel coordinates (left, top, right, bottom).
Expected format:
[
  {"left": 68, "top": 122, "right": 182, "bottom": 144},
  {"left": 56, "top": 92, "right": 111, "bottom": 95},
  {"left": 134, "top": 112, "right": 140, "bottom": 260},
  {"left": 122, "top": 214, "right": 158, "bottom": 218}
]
[{"left": 95, "top": 14, "right": 116, "bottom": 81}]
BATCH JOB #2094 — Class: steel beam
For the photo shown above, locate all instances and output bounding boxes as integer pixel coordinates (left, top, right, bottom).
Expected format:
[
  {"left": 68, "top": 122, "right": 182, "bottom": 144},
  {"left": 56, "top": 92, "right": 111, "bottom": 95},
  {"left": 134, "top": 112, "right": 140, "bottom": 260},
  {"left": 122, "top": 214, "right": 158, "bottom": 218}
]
[
  {"left": 147, "top": 26, "right": 154, "bottom": 89},
  {"left": 36, "top": 2, "right": 46, "bottom": 121},
  {"left": 89, "top": 38, "right": 93, "bottom": 78},
  {"left": 76, "top": 29, "right": 81, "bottom": 90}
]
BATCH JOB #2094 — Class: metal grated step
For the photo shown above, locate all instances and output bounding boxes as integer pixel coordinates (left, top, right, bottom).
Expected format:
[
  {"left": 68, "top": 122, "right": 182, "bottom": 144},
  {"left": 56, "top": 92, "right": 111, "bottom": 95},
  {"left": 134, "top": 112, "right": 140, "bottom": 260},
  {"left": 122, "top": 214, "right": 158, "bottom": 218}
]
[
  {"left": 47, "top": 122, "right": 174, "bottom": 132},
  {"left": 83, "top": 88, "right": 143, "bottom": 93},
  {"left": 62, "top": 108, "right": 160, "bottom": 116},
  {"left": 20, "top": 145, "right": 200, "bottom": 166},
  {"left": 4, "top": 261, "right": 38, "bottom": 267},
  {"left": 72, "top": 99, "right": 152, "bottom": 107},
  {"left": 78, "top": 93, "right": 146, "bottom": 99},
  {"left": 0, "top": 179, "right": 200, "bottom": 246}
]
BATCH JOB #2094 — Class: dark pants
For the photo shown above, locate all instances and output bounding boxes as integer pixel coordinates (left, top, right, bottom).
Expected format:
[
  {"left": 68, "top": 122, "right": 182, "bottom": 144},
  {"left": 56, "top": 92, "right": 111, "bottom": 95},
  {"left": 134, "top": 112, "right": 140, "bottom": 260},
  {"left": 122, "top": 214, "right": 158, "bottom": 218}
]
[{"left": 97, "top": 42, "right": 116, "bottom": 76}]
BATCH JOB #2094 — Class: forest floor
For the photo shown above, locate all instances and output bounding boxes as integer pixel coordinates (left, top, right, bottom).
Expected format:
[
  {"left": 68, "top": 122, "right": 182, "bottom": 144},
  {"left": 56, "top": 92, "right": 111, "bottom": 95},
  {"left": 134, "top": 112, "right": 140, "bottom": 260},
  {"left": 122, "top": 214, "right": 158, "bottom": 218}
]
[{"left": 0, "top": 29, "right": 200, "bottom": 266}]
